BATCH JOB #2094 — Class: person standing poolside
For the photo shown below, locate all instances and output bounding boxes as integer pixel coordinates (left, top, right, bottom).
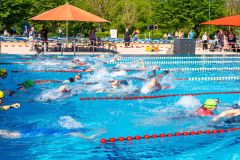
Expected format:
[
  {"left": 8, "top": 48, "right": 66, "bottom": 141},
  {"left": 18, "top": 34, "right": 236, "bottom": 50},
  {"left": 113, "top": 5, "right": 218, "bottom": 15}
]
[
  {"left": 58, "top": 27, "right": 63, "bottom": 38},
  {"left": 202, "top": 32, "right": 208, "bottom": 51},
  {"left": 0, "top": 90, "right": 20, "bottom": 111},
  {"left": 29, "top": 27, "right": 35, "bottom": 51},
  {"left": 188, "top": 30, "right": 194, "bottom": 39},
  {"left": 124, "top": 28, "right": 130, "bottom": 47},
  {"left": 39, "top": 26, "right": 48, "bottom": 52},
  {"left": 195, "top": 99, "right": 220, "bottom": 116}
]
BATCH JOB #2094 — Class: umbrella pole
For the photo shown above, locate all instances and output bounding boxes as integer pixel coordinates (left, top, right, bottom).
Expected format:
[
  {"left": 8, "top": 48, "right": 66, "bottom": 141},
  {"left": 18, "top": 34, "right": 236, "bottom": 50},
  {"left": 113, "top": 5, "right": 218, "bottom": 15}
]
[{"left": 66, "top": 20, "right": 68, "bottom": 42}]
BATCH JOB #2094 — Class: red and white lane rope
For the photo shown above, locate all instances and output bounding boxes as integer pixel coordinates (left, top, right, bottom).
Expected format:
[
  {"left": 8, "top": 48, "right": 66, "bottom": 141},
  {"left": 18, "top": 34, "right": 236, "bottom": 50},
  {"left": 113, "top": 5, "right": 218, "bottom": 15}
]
[
  {"left": 109, "top": 61, "right": 240, "bottom": 65},
  {"left": 79, "top": 91, "right": 240, "bottom": 101},
  {"left": 11, "top": 69, "right": 90, "bottom": 73},
  {"left": 35, "top": 80, "right": 62, "bottom": 84},
  {"left": 100, "top": 128, "right": 240, "bottom": 143}
]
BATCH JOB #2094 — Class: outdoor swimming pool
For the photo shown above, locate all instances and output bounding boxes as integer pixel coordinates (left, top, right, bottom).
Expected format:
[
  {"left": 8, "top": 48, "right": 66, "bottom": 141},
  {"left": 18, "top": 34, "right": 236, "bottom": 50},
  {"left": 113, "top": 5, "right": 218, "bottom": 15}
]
[{"left": 0, "top": 54, "right": 239, "bottom": 159}]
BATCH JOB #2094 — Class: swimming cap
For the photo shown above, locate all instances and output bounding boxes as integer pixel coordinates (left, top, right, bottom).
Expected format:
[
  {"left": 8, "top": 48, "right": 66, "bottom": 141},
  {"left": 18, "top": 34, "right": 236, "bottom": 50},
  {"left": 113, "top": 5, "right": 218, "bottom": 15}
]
[
  {"left": 0, "top": 68, "right": 6, "bottom": 74},
  {"left": 76, "top": 73, "right": 82, "bottom": 77},
  {"left": 23, "top": 80, "right": 34, "bottom": 88},
  {"left": 204, "top": 99, "right": 217, "bottom": 109},
  {"left": 0, "top": 90, "right": 4, "bottom": 99}
]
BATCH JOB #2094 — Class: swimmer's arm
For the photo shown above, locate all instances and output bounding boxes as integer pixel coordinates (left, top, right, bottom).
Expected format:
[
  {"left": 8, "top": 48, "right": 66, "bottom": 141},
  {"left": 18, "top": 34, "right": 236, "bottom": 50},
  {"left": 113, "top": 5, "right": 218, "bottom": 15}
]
[
  {"left": 213, "top": 109, "right": 240, "bottom": 121},
  {"left": 139, "top": 59, "right": 146, "bottom": 70},
  {"left": 1, "top": 103, "right": 20, "bottom": 111},
  {"left": 63, "top": 80, "right": 70, "bottom": 84}
]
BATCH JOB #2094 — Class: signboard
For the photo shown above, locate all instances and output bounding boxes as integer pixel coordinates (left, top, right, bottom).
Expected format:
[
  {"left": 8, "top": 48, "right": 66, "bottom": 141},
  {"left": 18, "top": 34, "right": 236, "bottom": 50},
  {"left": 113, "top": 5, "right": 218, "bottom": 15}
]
[{"left": 110, "top": 29, "right": 117, "bottom": 38}]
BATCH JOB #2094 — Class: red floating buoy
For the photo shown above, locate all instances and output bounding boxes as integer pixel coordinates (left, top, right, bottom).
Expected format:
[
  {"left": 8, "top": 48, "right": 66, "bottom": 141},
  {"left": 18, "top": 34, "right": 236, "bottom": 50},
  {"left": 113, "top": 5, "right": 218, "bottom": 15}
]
[
  {"left": 109, "top": 137, "right": 116, "bottom": 142},
  {"left": 118, "top": 137, "right": 125, "bottom": 141},
  {"left": 100, "top": 138, "right": 107, "bottom": 143}
]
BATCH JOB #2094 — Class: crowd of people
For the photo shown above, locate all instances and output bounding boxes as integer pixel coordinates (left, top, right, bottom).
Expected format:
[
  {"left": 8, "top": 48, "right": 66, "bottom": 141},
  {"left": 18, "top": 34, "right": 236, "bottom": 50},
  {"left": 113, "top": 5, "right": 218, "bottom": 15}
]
[{"left": 202, "top": 30, "right": 237, "bottom": 52}]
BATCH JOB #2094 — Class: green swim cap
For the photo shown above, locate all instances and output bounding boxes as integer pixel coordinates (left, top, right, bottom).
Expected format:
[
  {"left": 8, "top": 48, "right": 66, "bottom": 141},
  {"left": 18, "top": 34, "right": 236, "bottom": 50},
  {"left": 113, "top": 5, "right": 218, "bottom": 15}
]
[
  {"left": 204, "top": 99, "right": 217, "bottom": 109},
  {"left": 0, "top": 68, "right": 6, "bottom": 75},
  {"left": 23, "top": 80, "right": 34, "bottom": 88}
]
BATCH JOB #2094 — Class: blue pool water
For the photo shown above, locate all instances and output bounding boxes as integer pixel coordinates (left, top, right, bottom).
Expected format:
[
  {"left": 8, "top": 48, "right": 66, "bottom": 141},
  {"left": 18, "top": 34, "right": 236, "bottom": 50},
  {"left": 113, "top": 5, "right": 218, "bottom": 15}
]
[{"left": 0, "top": 54, "right": 239, "bottom": 159}]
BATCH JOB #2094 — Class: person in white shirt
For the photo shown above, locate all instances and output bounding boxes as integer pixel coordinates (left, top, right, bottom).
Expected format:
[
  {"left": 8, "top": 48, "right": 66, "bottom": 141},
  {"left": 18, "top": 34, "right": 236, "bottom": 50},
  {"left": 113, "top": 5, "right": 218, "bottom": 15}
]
[{"left": 202, "top": 32, "right": 208, "bottom": 51}]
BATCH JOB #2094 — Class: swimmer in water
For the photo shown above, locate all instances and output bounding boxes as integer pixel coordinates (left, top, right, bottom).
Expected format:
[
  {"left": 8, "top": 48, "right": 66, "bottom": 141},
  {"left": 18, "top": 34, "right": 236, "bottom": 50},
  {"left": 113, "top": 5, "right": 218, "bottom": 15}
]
[
  {"left": 63, "top": 73, "right": 82, "bottom": 83},
  {"left": 17, "top": 80, "right": 35, "bottom": 90},
  {"left": 141, "top": 77, "right": 162, "bottom": 94},
  {"left": 0, "top": 68, "right": 7, "bottom": 79},
  {"left": 0, "top": 90, "right": 20, "bottom": 111},
  {"left": 115, "top": 59, "right": 146, "bottom": 71},
  {"left": 111, "top": 80, "right": 129, "bottom": 88},
  {"left": 212, "top": 103, "right": 240, "bottom": 122},
  {"left": 58, "top": 85, "right": 71, "bottom": 93},
  {"left": 195, "top": 99, "right": 220, "bottom": 116}
]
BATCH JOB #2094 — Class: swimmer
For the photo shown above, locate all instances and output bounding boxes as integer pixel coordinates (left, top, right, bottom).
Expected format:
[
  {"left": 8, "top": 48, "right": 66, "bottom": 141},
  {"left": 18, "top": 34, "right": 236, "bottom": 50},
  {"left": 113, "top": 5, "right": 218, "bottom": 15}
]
[
  {"left": 17, "top": 80, "right": 35, "bottom": 90},
  {"left": 195, "top": 99, "right": 220, "bottom": 116},
  {"left": 115, "top": 59, "right": 146, "bottom": 71},
  {"left": 212, "top": 109, "right": 240, "bottom": 122},
  {"left": 0, "top": 68, "right": 7, "bottom": 79},
  {"left": 109, "top": 55, "right": 122, "bottom": 62},
  {"left": 0, "top": 90, "right": 20, "bottom": 111},
  {"left": 212, "top": 103, "right": 240, "bottom": 122},
  {"left": 63, "top": 73, "right": 81, "bottom": 83},
  {"left": 34, "top": 44, "right": 44, "bottom": 55},
  {"left": 72, "top": 58, "right": 86, "bottom": 66},
  {"left": 58, "top": 85, "right": 71, "bottom": 93},
  {"left": 0, "top": 130, "right": 21, "bottom": 138},
  {"left": 111, "top": 80, "right": 129, "bottom": 88},
  {"left": 141, "top": 77, "right": 162, "bottom": 94}
]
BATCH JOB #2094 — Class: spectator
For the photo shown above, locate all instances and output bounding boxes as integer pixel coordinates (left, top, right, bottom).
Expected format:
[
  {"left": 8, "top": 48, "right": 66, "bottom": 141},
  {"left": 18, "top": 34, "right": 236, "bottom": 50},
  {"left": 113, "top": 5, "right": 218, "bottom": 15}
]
[
  {"left": 58, "top": 27, "right": 63, "bottom": 38},
  {"left": 175, "top": 31, "right": 179, "bottom": 39},
  {"left": 29, "top": 27, "right": 35, "bottom": 51},
  {"left": 202, "top": 32, "right": 208, "bottom": 51},
  {"left": 39, "top": 26, "right": 48, "bottom": 52},
  {"left": 12, "top": 25, "right": 17, "bottom": 37},
  {"left": 188, "top": 30, "right": 194, "bottom": 39},
  {"left": 218, "top": 30, "right": 224, "bottom": 50},
  {"left": 3, "top": 30, "right": 9, "bottom": 37},
  {"left": 223, "top": 32, "right": 229, "bottom": 52},
  {"left": 124, "top": 28, "right": 130, "bottom": 47},
  {"left": 89, "top": 30, "right": 96, "bottom": 46}
]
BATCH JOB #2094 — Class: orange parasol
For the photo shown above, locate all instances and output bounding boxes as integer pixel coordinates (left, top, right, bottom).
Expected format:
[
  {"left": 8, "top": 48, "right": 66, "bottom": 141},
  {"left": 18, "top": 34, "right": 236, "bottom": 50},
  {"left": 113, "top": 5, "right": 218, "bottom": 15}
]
[
  {"left": 201, "top": 15, "right": 240, "bottom": 27},
  {"left": 31, "top": 3, "right": 109, "bottom": 38}
]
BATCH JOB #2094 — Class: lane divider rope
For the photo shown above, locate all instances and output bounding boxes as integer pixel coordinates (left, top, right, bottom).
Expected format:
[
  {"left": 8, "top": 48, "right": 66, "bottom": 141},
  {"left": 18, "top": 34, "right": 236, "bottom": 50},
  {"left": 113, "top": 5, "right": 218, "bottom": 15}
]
[
  {"left": 100, "top": 128, "right": 240, "bottom": 143},
  {"left": 109, "top": 61, "right": 240, "bottom": 65},
  {"left": 79, "top": 91, "right": 240, "bottom": 101},
  {"left": 110, "top": 56, "right": 240, "bottom": 60},
  {"left": 0, "top": 62, "right": 31, "bottom": 65},
  {"left": 113, "top": 67, "right": 240, "bottom": 72},
  {"left": 11, "top": 69, "right": 89, "bottom": 73},
  {"left": 175, "top": 76, "right": 240, "bottom": 81}
]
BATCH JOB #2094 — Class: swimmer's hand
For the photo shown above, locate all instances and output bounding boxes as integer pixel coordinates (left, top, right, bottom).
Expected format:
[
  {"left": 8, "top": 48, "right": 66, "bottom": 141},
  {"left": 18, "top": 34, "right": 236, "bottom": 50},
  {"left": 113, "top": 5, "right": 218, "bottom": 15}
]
[{"left": 11, "top": 103, "right": 20, "bottom": 109}]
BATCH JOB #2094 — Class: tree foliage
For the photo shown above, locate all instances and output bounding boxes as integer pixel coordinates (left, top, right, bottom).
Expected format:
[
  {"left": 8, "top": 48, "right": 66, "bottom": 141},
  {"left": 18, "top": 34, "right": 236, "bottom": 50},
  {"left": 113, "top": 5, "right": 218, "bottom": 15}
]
[{"left": 0, "top": 0, "right": 234, "bottom": 37}]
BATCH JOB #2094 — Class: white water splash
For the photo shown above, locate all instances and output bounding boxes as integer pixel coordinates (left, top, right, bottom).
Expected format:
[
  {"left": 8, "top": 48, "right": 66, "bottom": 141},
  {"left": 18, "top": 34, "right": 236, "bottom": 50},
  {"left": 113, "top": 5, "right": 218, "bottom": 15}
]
[
  {"left": 58, "top": 116, "right": 83, "bottom": 129},
  {"left": 175, "top": 96, "right": 201, "bottom": 111}
]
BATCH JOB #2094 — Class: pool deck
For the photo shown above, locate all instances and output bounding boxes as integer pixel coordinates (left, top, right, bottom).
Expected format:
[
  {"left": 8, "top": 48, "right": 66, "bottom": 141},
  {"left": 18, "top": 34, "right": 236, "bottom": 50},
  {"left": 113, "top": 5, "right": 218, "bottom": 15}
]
[{"left": 1, "top": 42, "right": 240, "bottom": 56}]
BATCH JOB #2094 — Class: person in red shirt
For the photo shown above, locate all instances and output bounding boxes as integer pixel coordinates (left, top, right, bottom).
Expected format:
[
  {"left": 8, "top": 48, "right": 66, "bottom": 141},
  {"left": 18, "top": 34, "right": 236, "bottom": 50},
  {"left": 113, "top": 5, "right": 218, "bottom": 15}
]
[{"left": 195, "top": 99, "right": 220, "bottom": 116}]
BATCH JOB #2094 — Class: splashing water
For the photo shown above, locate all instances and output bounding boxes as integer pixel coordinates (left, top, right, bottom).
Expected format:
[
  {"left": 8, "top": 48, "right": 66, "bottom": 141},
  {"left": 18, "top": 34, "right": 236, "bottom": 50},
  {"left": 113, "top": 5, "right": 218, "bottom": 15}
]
[
  {"left": 58, "top": 116, "right": 83, "bottom": 129},
  {"left": 175, "top": 96, "right": 201, "bottom": 111}
]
